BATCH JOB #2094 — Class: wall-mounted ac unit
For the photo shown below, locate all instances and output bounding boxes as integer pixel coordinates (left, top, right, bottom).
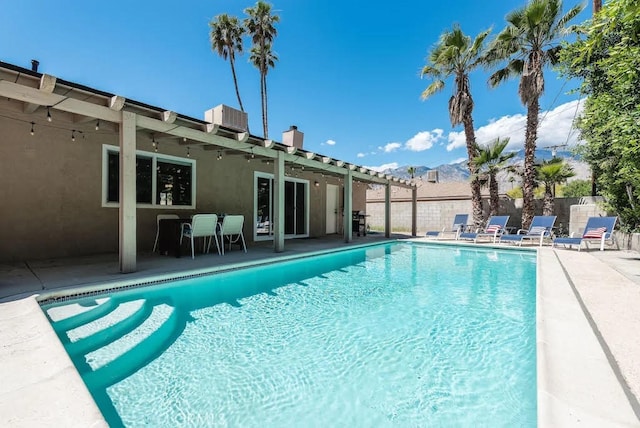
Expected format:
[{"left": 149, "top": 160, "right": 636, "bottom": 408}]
[
  {"left": 205, "top": 104, "right": 248, "bottom": 132},
  {"left": 426, "top": 170, "right": 439, "bottom": 183}
]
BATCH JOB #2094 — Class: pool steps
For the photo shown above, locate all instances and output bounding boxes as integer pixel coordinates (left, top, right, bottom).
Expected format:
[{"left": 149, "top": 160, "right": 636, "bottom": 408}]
[
  {"left": 83, "top": 306, "right": 184, "bottom": 389},
  {"left": 66, "top": 301, "right": 152, "bottom": 356},
  {"left": 48, "top": 298, "right": 186, "bottom": 390},
  {"left": 52, "top": 298, "right": 119, "bottom": 332}
]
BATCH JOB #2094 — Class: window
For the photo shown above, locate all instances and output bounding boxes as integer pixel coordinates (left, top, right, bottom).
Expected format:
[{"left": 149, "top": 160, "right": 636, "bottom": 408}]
[{"left": 103, "top": 145, "right": 196, "bottom": 209}]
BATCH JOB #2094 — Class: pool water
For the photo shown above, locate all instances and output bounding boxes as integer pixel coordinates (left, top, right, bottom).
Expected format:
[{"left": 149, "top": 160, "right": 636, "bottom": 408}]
[{"left": 43, "top": 243, "right": 537, "bottom": 427}]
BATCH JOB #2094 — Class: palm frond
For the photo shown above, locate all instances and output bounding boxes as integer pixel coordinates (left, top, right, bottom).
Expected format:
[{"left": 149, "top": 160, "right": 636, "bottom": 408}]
[
  {"left": 555, "top": 3, "right": 586, "bottom": 36},
  {"left": 421, "top": 80, "right": 445, "bottom": 100},
  {"left": 488, "top": 59, "right": 523, "bottom": 87}
]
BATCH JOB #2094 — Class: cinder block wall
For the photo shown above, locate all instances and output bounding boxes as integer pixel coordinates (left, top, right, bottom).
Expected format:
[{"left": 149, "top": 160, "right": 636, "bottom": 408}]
[{"left": 366, "top": 197, "right": 581, "bottom": 235}]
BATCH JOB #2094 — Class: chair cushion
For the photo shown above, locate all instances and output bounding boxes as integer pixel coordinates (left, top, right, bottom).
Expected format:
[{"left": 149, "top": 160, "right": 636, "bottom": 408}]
[
  {"left": 485, "top": 225, "right": 501, "bottom": 234},
  {"left": 528, "top": 226, "right": 547, "bottom": 235},
  {"left": 583, "top": 227, "right": 607, "bottom": 239}
]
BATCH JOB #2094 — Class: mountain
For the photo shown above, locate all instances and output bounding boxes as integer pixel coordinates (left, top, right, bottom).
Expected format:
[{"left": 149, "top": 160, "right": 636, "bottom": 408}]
[
  {"left": 382, "top": 150, "right": 591, "bottom": 191},
  {"left": 383, "top": 149, "right": 591, "bottom": 190}
]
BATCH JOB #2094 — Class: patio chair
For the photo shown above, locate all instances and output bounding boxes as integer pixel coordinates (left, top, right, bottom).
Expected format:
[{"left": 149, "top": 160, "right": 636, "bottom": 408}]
[
  {"left": 459, "top": 215, "right": 510, "bottom": 243},
  {"left": 425, "top": 214, "right": 469, "bottom": 240},
  {"left": 553, "top": 216, "right": 618, "bottom": 251},
  {"left": 153, "top": 214, "right": 179, "bottom": 252},
  {"left": 180, "top": 214, "right": 220, "bottom": 259},
  {"left": 217, "top": 215, "right": 247, "bottom": 255},
  {"left": 500, "top": 215, "right": 557, "bottom": 247}
]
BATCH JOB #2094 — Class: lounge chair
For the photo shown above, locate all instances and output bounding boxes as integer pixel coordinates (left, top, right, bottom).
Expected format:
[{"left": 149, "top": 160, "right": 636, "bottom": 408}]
[
  {"left": 459, "top": 215, "right": 510, "bottom": 243},
  {"left": 425, "top": 214, "right": 469, "bottom": 240},
  {"left": 553, "top": 216, "right": 618, "bottom": 251},
  {"left": 500, "top": 215, "right": 557, "bottom": 247}
]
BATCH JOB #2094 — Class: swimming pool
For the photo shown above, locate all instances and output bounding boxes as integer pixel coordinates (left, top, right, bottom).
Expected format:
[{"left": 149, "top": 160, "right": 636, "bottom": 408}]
[{"left": 42, "top": 242, "right": 537, "bottom": 426}]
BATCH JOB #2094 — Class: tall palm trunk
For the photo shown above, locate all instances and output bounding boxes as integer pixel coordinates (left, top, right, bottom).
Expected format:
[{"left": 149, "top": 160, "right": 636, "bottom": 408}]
[
  {"left": 593, "top": 0, "right": 602, "bottom": 13},
  {"left": 263, "top": 75, "right": 269, "bottom": 138},
  {"left": 522, "top": 95, "right": 539, "bottom": 230},
  {"left": 261, "top": 73, "right": 268, "bottom": 138},
  {"left": 229, "top": 56, "right": 245, "bottom": 112},
  {"left": 543, "top": 186, "right": 554, "bottom": 216},
  {"left": 462, "top": 115, "right": 483, "bottom": 228},
  {"left": 489, "top": 173, "right": 499, "bottom": 216}
]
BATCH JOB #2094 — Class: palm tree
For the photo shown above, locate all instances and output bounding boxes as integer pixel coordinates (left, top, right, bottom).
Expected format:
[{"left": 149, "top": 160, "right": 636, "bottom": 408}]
[
  {"left": 483, "top": 0, "right": 584, "bottom": 229},
  {"left": 244, "top": 1, "right": 279, "bottom": 138},
  {"left": 407, "top": 166, "right": 416, "bottom": 179},
  {"left": 536, "top": 157, "right": 575, "bottom": 215},
  {"left": 473, "top": 137, "right": 516, "bottom": 217},
  {"left": 248, "top": 42, "right": 278, "bottom": 137},
  {"left": 421, "top": 25, "right": 491, "bottom": 229},
  {"left": 209, "top": 14, "right": 246, "bottom": 112}
]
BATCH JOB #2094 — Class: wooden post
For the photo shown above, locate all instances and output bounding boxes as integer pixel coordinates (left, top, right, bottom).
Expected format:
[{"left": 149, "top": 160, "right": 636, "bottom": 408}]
[
  {"left": 274, "top": 151, "right": 285, "bottom": 252},
  {"left": 119, "top": 111, "right": 137, "bottom": 273}
]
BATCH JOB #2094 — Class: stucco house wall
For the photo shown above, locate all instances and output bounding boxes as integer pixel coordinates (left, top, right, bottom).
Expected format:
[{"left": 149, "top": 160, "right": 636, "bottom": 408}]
[{"left": 0, "top": 112, "right": 364, "bottom": 262}]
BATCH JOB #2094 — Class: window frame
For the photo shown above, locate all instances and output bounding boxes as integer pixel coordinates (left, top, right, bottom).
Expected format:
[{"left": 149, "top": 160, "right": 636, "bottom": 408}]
[
  {"left": 101, "top": 144, "right": 197, "bottom": 209},
  {"left": 253, "top": 171, "right": 309, "bottom": 241}
]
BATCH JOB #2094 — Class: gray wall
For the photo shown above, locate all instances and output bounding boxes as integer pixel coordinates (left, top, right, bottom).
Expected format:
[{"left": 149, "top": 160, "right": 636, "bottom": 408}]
[{"left": 366, "top": 197, "right": 582, "bottom": 235}]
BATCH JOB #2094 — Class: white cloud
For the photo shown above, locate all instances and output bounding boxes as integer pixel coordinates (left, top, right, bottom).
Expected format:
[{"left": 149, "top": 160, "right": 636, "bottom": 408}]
[
  {"left": 405, "top": 129, "right": 444, "bottom": 152},
  {"left": 446, "top": 99, "right": 585, "bottom": 152},
  {"left": 449, "top": 157, "right": 467, "bottom": 164},
  {"left": 365, "top": 162, "right": 398, "bottom": 172},
  {"left": 382, "top": 142, "right": 402, "bottom": 153},
  {"left": 324, "top": 139, "right": 336, "bottom": 146},
  {"left": 357, "top": 152, "right": 366, "bottom": 158}
]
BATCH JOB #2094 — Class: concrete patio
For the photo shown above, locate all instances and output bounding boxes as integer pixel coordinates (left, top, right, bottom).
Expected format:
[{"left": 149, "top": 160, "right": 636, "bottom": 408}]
[{"left": 1, "top": 236, "right": 639, "bottom": 427}]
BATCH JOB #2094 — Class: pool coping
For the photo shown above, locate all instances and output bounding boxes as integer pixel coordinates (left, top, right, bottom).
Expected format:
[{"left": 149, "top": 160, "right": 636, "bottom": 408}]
[{"left": 2, "top": 240, "right": 639, "bottom": 427}]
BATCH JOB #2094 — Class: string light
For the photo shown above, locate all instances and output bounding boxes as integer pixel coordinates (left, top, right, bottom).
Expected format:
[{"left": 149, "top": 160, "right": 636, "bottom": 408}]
[
  {"left": 71, "top": 130, "right": 76, "bottom": 142},
  {"left": 186, "top": 146, "right": 190, "bottom": 158},
  {"left": 183, "top": 137, "right": 187, "bottom": 143},
  {"left": 151, "top": 134, "right": 157, "bottom": 150},
  {"left": 30, "top": 122, "right": 35, "bottom": 136},
  {"left": 217, "top": 150, "right": 223, "bottom": 160},
  {"left": 46, "top": 107, "right": 52, "bottom": 122},
  {"left": 95, "top": 120, "right": 100, "bottom": 131}
]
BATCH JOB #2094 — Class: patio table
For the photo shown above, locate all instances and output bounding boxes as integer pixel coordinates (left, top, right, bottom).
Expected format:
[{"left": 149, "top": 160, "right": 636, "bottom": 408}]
[{"left": 158, "top": 218, "right": 188, "bottom": 257}]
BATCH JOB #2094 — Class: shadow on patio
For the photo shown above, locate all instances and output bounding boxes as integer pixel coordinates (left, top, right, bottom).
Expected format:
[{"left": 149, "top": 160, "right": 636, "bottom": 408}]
[{"left": 0, "top": 233, "right": 412, "bottom": 302}]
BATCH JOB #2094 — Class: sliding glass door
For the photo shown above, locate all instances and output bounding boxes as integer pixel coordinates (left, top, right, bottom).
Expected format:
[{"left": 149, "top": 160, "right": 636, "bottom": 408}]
[{"left": 254, "top": 172, "right": 309, "bottom": 240}]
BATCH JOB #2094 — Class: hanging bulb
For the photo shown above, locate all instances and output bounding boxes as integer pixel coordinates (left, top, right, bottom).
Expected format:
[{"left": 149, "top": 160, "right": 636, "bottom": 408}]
[
  {"left": 155, "top": 141, "right": 159, "bottom": 153},
  {"left": 183, "top": 137, "right": 187, "bottom": 143},
  {"left": 151, "top": 134, "right": 156, "bottom": 150},
  {"left": 30, "top": 122, "right": 35, "bottom": 136},
  {"left": 71, "top": 130, "right": 76, "bottom": 142},
  {"left": 186, "top": 147, "right": 190, "bottom": 158},
  {"left": 46, "top": 107, "right": 52, "bottom": 122},
  {"left": 95, "top": 120, "right": 100, "bottom": 131}
]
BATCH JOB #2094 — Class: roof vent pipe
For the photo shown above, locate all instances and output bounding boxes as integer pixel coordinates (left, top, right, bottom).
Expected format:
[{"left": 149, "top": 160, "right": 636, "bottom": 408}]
[{"left": 31, "top": 59, "right": 39, "bottom": 72}]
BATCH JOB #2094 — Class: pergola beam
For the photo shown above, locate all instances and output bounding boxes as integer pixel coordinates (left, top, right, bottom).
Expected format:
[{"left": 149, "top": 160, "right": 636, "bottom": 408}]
[
  {"left": 162, "top": 110, "right": 177, "bottom": 123},
  {"left": 23, "top": 74, "right": 56, "bottom": 114},
  {"left": 0, "top": 77, "right": 416, "bottom": 189}
]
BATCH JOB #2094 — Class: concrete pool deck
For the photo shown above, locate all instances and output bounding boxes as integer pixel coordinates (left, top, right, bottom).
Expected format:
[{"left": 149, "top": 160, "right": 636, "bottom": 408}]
[{"left": 1, "top": 236, "right": 639, "bottom": 427}]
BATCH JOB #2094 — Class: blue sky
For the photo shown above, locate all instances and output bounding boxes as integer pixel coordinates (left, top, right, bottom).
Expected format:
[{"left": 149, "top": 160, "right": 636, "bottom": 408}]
[{"left": 0, "top": 0, "right": 591, "bottom": 170}]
